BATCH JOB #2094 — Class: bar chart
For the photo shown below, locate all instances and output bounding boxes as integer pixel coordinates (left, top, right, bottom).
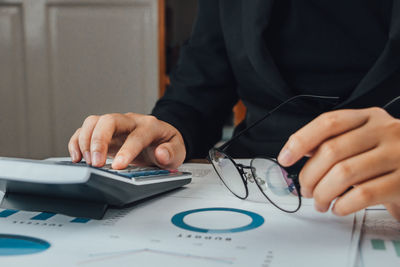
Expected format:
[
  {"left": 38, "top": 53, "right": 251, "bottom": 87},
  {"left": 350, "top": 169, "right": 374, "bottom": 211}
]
[
  {"left": 0, "top": 209, "right": 91, "bottom": 224},
  {"left": 360, "top": 211, "right": 400, "bottom": 267},
  {"left": 370, "top": 239, "right": 400, "bottom": 257}
]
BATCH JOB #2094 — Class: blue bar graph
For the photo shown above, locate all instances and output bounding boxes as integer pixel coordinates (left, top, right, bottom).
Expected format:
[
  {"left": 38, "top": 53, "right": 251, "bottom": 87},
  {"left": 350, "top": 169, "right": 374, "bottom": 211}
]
[
  {"left": 30, "top": 212, "right": 56, "bottom": 220},
  {"left": 0, "top": 209, "right": 18, "bottom": 218},
  {"left": 1, "top": 209, "right": 90, "bottom": 223},
  {"left": 70, "top": 218, "right": 91, "bottom": 223}
]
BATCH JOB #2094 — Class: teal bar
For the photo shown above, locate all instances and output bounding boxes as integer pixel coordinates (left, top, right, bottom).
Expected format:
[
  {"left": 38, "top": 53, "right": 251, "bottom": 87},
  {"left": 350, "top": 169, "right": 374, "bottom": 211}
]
[
  {"left": 371, "top": 239, "right": 386, "bottom": 250},
  {"left": 30, "top": 212, "right": 56, "bottom": 221},
  {"left": 70, "top": 218, "right": 91, "bottom": 223},
  {"left": 392, "top": 240, "right": 400, "bottom": 258},
  {"left": 0, "top": 209, "right": 18, "bottom": 218}
]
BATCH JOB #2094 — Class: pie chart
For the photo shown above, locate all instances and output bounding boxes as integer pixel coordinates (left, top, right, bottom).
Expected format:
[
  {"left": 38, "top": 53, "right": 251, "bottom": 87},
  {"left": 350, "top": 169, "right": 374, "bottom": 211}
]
[
  {"left": 0, "top": 234, "right": 50, "bottom": 256},
  {"left": 171, "top": 207, "right": 264, "bottom": 233}
]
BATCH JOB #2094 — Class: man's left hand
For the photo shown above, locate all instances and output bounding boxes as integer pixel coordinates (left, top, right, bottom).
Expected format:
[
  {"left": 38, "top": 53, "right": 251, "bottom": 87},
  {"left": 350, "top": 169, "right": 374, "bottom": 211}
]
[{"left": 278, "top": 107, "right": 400, "bottom": 221}]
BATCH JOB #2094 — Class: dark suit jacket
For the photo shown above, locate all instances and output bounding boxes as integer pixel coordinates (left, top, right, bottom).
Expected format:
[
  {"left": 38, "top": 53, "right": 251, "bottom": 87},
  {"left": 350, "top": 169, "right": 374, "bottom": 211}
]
[{"left": 152, "top": 0, "right": 400, "bottom": 160}]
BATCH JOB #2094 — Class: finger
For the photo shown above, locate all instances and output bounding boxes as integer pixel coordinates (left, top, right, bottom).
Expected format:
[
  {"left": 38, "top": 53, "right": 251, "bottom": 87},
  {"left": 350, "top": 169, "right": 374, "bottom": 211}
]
[
  {"left": 278, "top": 109, "right": 369, "bottom": 166},
  {"left": 78, "top": 115, "right": 99, "bottom": 164},
  {"left": 312, "top": 147, "right": 395, "bottom": 212},
  {"left": 90, "top": 114, "right": 136, "bottom": 167},
  {"left": 299, "top": 125, "right": 378, "bottom": 198},
  {"left": 384, "top": 203, "right": 400, "bottom": 222},
  {"left": 111, "top": 127, "right": 157, "bottom": 169},
  {"left": 124, "top": 134, "right": 185, "bottom": 168},
  {"left": 68, "top": 128, "right": 82, "bottom": 162},
  {"left": 305, "top": 148, "right": 317, "bottom": 157},
  {"left": 332, "top": 171, "right": 400, "bottom": 216},
  {"left": 153, "top": 135, "right": 186, "bottom": 169}
]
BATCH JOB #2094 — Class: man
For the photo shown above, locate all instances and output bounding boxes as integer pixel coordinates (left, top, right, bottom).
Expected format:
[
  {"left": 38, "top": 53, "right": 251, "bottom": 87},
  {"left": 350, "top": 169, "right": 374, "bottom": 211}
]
[{"left": 68, "top": 0, "right": 400, "bottom": 221}]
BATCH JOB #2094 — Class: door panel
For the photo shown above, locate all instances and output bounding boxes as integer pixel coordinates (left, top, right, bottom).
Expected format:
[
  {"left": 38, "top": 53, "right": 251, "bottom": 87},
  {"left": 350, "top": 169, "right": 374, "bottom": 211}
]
[
  {"left": 0, "top": 0, "right": 159, "bottom": 158},
  {"left": 0, "top": 5, "right": 28, "bottom": 157},
  {"left": 46, "top": 1, "right": 159, "bottom": 155}
]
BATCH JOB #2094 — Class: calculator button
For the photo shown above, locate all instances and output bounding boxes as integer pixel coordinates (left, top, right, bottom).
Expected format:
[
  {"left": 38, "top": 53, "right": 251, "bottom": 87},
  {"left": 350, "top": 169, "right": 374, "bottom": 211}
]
[
  {"left": 117, "top": 170, "right": 171, "bottom": 179},
  {"left": 130, "top": 171, "right": 146, "bottom": 177}
]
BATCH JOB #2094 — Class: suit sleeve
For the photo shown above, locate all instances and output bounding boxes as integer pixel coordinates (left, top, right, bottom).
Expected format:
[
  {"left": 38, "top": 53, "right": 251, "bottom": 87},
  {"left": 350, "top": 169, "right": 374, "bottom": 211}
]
[{"left": 151, "top": 0, "right": 238, "bottom": 159}]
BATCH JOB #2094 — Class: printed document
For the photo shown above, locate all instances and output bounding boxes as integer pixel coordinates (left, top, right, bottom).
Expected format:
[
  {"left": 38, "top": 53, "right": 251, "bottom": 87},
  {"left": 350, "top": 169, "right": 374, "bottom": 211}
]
[{"left": 0, "top": 163, "right": 361, "bottom": 266}]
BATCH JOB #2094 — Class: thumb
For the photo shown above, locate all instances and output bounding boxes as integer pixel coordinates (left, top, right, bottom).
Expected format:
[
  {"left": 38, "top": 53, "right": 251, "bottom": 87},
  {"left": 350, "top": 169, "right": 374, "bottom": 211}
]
[
  {"left": 155, "top": 145, "right": 171, "bottom": 166},
  {"left": 153, "top": 137, "right": 186, "bottom": 169}
]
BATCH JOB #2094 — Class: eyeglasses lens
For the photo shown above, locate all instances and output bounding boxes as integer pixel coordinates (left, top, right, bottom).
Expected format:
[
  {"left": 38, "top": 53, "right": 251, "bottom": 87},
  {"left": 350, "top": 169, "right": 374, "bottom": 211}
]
[
  {"left": 209, "top": 149, "right": 247, "bottom": 199},
  {"left": 250, "top": 158, "right": 301, "bottom": 212}
]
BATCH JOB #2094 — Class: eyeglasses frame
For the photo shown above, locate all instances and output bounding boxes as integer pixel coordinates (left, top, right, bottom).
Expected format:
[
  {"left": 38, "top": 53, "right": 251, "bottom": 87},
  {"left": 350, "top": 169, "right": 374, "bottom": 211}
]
[
  {"left": 209, "top": 147, "right": 302, "bottom": 212},
  {"left": 208, "top": 94, "right": 400, "bottom": 213},
  {"left": 208, "top": 94, "right": 341, "bottom": 213}
]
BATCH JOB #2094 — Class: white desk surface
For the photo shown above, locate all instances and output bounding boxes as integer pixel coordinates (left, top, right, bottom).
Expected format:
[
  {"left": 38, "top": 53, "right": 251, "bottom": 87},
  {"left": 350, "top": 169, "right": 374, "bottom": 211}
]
[{"left": 0, "top": 162, "right": 398, "bottom": 266}]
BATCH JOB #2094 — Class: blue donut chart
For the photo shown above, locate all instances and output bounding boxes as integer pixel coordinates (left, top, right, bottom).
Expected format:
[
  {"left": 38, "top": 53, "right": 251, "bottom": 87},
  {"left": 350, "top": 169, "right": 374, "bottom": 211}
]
[
  {"left": 171, "top": 207, "right": 264, "bottom": 234},
  {"left": 0, "top": 234, "right": 50, "bottom": 256}
]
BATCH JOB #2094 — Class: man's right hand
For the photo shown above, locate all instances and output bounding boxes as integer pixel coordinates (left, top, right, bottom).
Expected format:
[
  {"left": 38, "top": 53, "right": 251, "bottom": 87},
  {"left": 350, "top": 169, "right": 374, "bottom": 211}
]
[{"left": 68, "top": 113, "right": 186, "bottom": 170}]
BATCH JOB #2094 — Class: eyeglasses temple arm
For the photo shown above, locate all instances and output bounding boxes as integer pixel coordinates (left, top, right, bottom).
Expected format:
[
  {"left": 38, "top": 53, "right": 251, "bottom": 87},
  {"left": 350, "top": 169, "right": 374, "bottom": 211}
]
[
  {"left": 218, "top": 109, "right": 274, "bottom": 151},
  {"left": 218, "top": 95, "right": 340, "bottom": 151},
  {"left": 383, "top": 96, "right": 400, "bottom": 110}
]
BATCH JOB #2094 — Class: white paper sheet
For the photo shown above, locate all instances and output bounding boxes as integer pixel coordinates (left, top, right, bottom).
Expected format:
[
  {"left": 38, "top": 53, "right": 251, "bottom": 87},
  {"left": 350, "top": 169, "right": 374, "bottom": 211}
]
[
  {"left": 349, "top": 210, "right": 365, "bottom": 267},
  {"left": 357, "top": 210, "right": 400, "bottom": 267},
  {"left": 0, "top": 162, "right": 359, "bottom": 267}
]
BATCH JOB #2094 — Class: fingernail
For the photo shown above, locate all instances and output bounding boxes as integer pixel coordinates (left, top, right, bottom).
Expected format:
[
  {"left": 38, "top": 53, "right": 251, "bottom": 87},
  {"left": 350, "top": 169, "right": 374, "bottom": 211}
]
[
  {"left": 113, "top": 156, "right": 126, "bottom": 167},
  {"left": 301, "top": 187, "right": 311, "bottom": 198},
  {"left": 71, "top": 150, "right": 79, "bottom": 162},
  {"left": 158, "top": 148, "right": 170, "bottom": 162},
  {"left": 332, "top": 208, "right": 337, "bottom": 216},
  {"left": 84, "top": 151, "right": 91, "bottom": 165},
  {"left": 332, "top": 206, "right": 339, "bottom": 216},
  {"left": 278, "top": 148, "right": 292, "bottom": 166},
  {"left": 315, "top": 203, "right": 327, "bottom": 213},
  {"left": 92, "top": 152, "right": 103, "bottom": 166}
]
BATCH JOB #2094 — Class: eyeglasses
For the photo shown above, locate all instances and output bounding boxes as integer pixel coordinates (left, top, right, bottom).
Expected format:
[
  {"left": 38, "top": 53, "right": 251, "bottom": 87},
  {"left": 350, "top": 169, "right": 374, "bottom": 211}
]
[{"left": 208, "top": 95, "right": 400, "bottom": 213}]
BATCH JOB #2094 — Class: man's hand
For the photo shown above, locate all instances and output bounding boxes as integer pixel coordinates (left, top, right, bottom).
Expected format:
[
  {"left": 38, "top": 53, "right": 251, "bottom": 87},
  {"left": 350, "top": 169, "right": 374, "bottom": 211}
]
[
  {"left": 68, "top": 113, "right": 186, "bottom": 170},
  {"left": 278, "top": 107, "right": 400, "bottom": 221}
]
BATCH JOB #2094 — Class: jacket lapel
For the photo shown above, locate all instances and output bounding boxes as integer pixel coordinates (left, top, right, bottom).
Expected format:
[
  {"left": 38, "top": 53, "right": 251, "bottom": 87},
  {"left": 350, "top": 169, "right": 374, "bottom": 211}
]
[
  {"left": 242, "top": 0, "right": 400, "bottom": 107},
  {"left": 339, "top": 1, "right": 400, "bottom": 107},
  {"left": 242, "top": 0, "right": 294, "bottom": 101}
]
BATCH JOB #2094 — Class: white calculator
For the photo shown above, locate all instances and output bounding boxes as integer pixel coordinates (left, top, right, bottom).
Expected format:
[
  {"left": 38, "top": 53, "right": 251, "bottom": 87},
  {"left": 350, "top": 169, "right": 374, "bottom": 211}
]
[{"left": 0, "top": 157, "right": 191, "bottom": 219}]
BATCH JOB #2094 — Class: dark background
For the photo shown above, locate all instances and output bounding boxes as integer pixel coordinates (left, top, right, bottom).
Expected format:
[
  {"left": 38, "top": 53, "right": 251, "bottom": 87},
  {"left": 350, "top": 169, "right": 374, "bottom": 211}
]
[{"left": 166, "top": 0, "right": 197, "bottom": 73}]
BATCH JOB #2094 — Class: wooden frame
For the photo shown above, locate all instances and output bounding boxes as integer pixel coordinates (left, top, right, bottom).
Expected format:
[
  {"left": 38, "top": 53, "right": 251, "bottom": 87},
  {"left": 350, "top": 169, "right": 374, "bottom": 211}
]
[{"left": 158, "top": 0, "right": 168, "bottom": 96}]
